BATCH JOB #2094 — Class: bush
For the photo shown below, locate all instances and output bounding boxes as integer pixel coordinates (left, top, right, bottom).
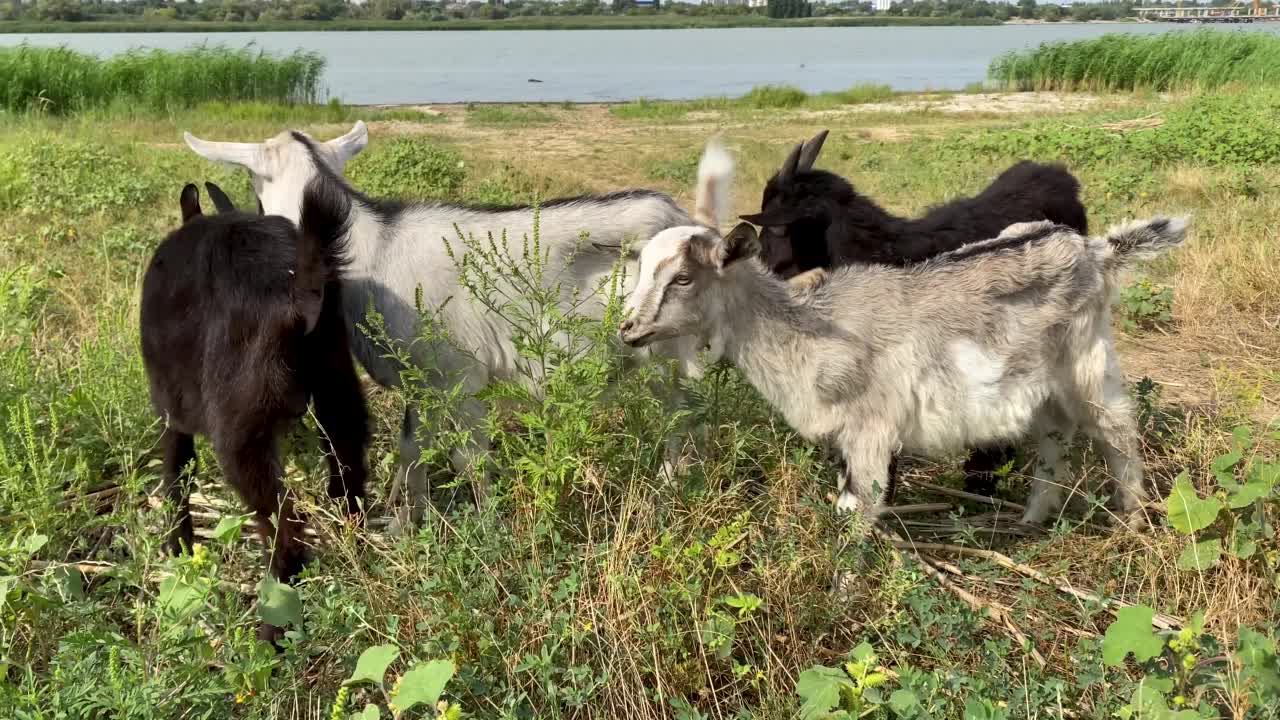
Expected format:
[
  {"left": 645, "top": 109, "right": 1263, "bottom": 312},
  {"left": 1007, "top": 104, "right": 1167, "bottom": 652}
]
[
  {"left": 740, "top": 84, "right": 809, "bottom": 109},
  {"left": 0, "top": 44, "right": 325, "bottom": 115},
  {"left": 989, "top": 29, "right": 1280, "bottom": 92},
  {"left": 346, "top": 137, "right": 466, "bottom": 199}
]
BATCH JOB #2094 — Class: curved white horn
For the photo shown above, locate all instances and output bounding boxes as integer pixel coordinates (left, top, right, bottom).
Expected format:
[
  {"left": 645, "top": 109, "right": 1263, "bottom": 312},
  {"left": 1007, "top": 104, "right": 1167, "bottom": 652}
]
[
  {"left": 183, "top": 131, "right": 266, "bottom": 174},
  {"left": 326, "top": 120, "right": 368, "bottom": 162}
]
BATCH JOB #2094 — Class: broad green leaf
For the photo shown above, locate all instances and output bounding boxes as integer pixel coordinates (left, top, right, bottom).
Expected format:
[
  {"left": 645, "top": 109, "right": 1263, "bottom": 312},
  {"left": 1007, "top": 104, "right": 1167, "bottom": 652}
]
[
  {"left": 850, "top": 641, "right": 876, "bottom": 664},
  {"left": 358, "top": 705, "right": 380, "bottom": 720},
  {"left": 391, "top": 659, "right": 455, "bottom": 714},
  {"left": 889, "top": 689, "right": 919, "bottom": 713},
  {"left": 1231, "top": 537, "right": 1258, "bottom": 560},
  {"left": 158, "top": 575, "right": 209, "bottom": 618},
  {"left": 53, "top": 567, "right": 84, "bottom": 601},
  {"left": 344, "top": 644, "right": 400, "bottom": 687},
  {"left": 1103, "top": 606, "right": 1165, "bottom": 666},
  {"left": 23, "top": 533, "right": 48, "bottom": 555},
  {"left": 1177, "top": 538, "right": 1223, "bottom": 571},
  {"left": 1165, "top": 473, "right": 1222, "bottom": 535},
  {"left": 1228, "top": 481, "right": 1270, "bottom": 509},
  {"left": 796, "top": 666, "right": 851, "bottom": 720},
  {"left": 699, "top": 614, "right": 735, "bottom": 661},
  {"left": 0, "top": 576, "right": 17, "bottom": 608},
  {"left": 720, "top": 592, "right": 762, "bottom": 616},
  {"left": 1231, "top": 425, "right": 1252, "bottom": 449},
  {"left": 256, "top": 575, "right": 302, "bottom": 629},
  {"left": 213, "top": 513, "right": 251, "bottom": 544}
]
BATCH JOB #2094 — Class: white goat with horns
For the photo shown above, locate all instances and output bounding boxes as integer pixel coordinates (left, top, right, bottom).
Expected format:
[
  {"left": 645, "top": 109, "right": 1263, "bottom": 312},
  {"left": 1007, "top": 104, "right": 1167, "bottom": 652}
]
[
  {"left": 184, "top": 122, "right": 713, "bottom": 530},
  {"left": 621, "top": 138, "right": 1189, "bottom": 527}
]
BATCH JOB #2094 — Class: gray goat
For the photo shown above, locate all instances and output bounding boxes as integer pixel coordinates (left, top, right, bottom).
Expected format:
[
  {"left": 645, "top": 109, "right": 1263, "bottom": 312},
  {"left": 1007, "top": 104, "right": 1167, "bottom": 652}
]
[
  {"left": 184, "top": 123, "right": 708, "bottom": 530},
  {"left": 620, "top": 140, "right": 1188, "bottom": 526}
]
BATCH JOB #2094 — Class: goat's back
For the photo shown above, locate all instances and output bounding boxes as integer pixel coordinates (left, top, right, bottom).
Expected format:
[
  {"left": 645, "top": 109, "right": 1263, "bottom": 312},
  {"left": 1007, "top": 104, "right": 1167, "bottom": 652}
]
[
  {"left": 140, "top": 213, "right": 311, "bottom": 433},
  {"left": 912, "top": 161, "right": 1087, "bottom": 239},
  {"left": 814, "top": 223, "right": 1104, "bottom": 360}
]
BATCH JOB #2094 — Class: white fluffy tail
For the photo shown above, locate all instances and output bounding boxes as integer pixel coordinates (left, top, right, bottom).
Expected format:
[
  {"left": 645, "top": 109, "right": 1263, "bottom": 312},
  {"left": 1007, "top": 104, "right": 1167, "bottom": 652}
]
[
  {"left": 1099, "top": 215, "right": 1190, "bottom": 296},
  {"left": 693, "top": 137, "right": 733, "bottom": 231},
  {"left": 1104, "top": 215, "right": 1190, "bottom": 265}
]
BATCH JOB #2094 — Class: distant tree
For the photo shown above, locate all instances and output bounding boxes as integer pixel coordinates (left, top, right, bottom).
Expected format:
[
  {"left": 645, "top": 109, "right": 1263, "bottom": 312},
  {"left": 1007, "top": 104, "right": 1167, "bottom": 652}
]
[
  {"left": 1040, "top": 3, "right": 1061, "bottom": 20},
  {"left": 35, "top": 0, "right": 82, "bottom": 20},
  {"left": 1018, "top": 0, "right": 1035, "bottom": 17}
]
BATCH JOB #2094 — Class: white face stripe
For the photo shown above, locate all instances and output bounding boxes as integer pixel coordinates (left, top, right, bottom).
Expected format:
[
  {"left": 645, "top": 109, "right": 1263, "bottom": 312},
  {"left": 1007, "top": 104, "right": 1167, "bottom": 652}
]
[{"left": 626, "top": 226, "right": 702, "bottom": 320}]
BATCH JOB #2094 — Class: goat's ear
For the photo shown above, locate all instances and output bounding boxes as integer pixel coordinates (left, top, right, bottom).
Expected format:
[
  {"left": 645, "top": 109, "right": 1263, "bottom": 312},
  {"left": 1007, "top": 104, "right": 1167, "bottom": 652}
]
[
  {"left": 326, "top": 120, "right": 368, "bottom": 164},
  {"left": 204, "top": 182, "right": 237, "bottom": 214},
  {"left": 797, "top": 129, "right": 828, "bottom": 172},
  {"left": 180, "top": 184, "right": 202, "bottom": 222},
  {"left": 721, "top": 222, "right": 760, "bottom": 268},
  {"left": 740, "top": 207, "right": 800, "bottom": 227},
  {"left": 183, "top": 131, "right": 267, "bottom": 176},
  {"left": 776, "top": 141, "right": 803, "bottom": 182}
]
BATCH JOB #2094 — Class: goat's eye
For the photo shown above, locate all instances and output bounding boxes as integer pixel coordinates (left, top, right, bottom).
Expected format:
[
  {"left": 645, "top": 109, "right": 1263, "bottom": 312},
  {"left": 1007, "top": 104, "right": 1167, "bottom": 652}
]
[{"left": 673, "top": 273, "right": 692, "bottom": 286}]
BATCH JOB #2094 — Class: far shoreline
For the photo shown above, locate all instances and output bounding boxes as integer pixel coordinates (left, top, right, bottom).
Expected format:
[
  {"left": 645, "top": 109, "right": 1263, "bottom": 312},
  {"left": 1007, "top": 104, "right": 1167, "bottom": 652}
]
[{"left": 5, "top": 16, "right": 1143, "bottom": 34}]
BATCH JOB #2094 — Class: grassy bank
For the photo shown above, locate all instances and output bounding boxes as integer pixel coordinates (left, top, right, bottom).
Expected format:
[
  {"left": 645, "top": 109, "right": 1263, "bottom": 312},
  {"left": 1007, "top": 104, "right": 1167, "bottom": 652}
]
[
  {"left": 0, "top": 44, "right": 325, "bottom": 114},
  {"left": 0, "top": 15, "right": 1000, "bottom": 33},
  {"left": 989, "top": 28, "right": 1280, "bottom": 92},
  {"left": 1, "top": 88, "right": 1278, "bottom": 717}
]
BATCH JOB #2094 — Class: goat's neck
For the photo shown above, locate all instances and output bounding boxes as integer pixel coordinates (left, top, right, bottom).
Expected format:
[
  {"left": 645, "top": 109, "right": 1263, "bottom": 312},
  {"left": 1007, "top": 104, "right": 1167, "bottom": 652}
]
[
  {"left": 705, "top": 263, "right": 819, "bottom": 391},
  {"left": 334, "top": 192, "right": 383, "bottom": 276},
  {"left": 836, "top": 193, "right": 903, "bottom": 235}
]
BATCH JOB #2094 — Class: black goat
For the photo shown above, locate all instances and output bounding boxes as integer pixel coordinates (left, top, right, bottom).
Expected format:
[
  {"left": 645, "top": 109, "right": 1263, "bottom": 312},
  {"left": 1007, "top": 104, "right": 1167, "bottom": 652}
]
[
  {"left": 140, "top": 178, "right": 368, "bottom": 643},
  {"left": 744, "top": 130, "right": 1089, "bottom": 278},
  {"left": 741, "top": 130, "right": 1089, "bottom": 497}
]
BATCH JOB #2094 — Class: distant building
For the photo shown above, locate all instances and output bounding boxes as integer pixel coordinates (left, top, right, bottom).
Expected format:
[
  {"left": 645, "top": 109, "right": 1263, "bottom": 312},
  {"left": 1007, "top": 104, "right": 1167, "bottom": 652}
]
[{"left": 873, "top": 0, "right": 892, "bottom": 9}]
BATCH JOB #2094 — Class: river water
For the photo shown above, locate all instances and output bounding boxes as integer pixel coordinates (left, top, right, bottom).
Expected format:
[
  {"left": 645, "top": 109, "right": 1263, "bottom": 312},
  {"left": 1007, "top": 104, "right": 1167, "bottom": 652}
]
[{"left": 3, "top": 24, "right": 1278, "bottom": 103}]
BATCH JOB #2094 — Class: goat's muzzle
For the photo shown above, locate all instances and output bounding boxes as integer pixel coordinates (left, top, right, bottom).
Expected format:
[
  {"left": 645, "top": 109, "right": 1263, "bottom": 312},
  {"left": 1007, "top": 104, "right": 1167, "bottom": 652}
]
[{"left": 618, "top": 318, "right": 653, "bottom": 348}]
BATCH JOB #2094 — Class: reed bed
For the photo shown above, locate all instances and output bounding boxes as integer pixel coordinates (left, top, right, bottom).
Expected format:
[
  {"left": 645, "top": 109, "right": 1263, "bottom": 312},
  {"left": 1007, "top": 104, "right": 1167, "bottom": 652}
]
[
  {"left": 988, "top": 29, "right": 1280, "bottom": 92},
  {"left": 0, "top": 44, "right": 325, "bottom": 114}
]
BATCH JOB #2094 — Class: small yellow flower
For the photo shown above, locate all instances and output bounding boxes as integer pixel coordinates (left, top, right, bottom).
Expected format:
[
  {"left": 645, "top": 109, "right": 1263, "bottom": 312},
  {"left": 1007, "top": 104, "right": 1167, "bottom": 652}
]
[{"left": 235, "top": 692, "right": 247, "bottom": 704}]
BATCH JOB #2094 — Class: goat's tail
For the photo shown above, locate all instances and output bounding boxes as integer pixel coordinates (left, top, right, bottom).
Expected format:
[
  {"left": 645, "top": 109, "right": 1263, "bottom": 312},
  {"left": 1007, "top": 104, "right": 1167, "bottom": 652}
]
[
  {"left": 293, "top": 176, "right": 353, "bottom": 333},
  {"left": 1098, "top": 215, "right": 1189, "bottom": 292},
  {"left": 693, "top": 136, "right": 733, "bottom": 231}
]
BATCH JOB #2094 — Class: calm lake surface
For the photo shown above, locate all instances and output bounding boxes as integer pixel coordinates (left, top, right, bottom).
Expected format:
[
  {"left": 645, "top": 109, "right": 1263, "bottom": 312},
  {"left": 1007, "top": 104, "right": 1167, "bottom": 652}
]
[{"left": 4, "top": 24, "right": 1279, "bottom": 103}]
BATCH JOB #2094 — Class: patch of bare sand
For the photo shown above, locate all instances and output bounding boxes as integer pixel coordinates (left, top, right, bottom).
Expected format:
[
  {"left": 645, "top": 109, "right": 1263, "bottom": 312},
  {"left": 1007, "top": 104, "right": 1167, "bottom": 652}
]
[{"left": 802, "top": 91, "right": 1099, "bottom": 118}]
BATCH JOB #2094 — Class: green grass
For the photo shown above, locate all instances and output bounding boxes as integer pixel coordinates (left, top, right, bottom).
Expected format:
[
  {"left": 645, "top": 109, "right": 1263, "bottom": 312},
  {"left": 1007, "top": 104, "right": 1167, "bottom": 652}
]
[
  {"left": 1, "top": 91, "right": 1278, "bottom": 718},
  {"left": 0, "top": 44, "right": 325, "bottom": 115},
  {"left": 989, "top": 28, "right": 1280, "bottom": 92},
  {"left": 611, "top": 83, "right": 897, "bottom": 121},
  {"left": 465, "top": 104, "right": 556, "bottom": 127},
  {"left": 0, "top": 15, "right": 1001, "bottom": 33}
]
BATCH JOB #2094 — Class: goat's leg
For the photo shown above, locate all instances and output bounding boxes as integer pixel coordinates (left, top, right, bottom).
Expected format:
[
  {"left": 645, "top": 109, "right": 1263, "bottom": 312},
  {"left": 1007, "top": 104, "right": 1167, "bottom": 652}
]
[
  {"left": 216, "top": 430, "right": 308, "bottom": 644},
  {"left": 1079, "top": 363, "right": 1148, "bottom": 528},
  {"left": 1021, "top": 417, "right": 1075, "bottom": 525},
  {"left": 159, "top": 427, "right": 196, "bottom": 556},
  {"left": 388, "top": 407, "right": 431, "bottom": 536},
  {"left": 449, "top": 395, "right": 493, "bottom": 505},
  {"left": 834, "top": 431, "right": 893, "bottom": 521},
  {"left": 307, "top": 363, "right": 369, "bottom": 520}
]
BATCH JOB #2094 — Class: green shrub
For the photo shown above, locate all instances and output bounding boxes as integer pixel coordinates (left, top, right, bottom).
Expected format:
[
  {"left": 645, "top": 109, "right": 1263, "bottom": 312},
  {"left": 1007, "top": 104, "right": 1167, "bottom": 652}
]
[
  {"left": 833, "top": 83, "right": 895, "bottom": 105},
  {"left": 989, "top": 29, "right": 1280, "bottom": 92},
  {"left": 740, "top": 84, "right": 809, "bottom": 109},
  {"left": 1119, "top": 278, "right": 1174, "bottom": 333},
  {"left": 466, "top": 104, "right": 554, "bottom": 126},
  {"left": 346, "top": 137, "right": 466, "bottom": 200},
  {"left": 0, "top": 44, "right": 325, "bottom": 115}
]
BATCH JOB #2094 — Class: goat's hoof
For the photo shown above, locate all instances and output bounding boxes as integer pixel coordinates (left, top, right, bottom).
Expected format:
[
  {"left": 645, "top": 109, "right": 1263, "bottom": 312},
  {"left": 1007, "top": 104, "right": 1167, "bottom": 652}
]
[{"left": 1115, "top": 508, "right": 1150, "bottom": 533}]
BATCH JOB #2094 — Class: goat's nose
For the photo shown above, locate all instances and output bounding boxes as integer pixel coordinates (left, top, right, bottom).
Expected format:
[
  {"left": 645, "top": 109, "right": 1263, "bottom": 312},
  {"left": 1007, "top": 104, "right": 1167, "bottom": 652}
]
[{"left": 619, "top": 318, "right": 635, "bottom": 335}]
